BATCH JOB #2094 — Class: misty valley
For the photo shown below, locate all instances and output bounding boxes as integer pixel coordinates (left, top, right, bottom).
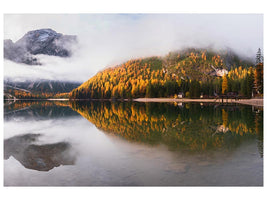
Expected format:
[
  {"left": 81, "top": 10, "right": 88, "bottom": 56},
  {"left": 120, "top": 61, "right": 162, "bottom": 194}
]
[{"left": 4, "top": 100, "right": 263, "bottom": 186}]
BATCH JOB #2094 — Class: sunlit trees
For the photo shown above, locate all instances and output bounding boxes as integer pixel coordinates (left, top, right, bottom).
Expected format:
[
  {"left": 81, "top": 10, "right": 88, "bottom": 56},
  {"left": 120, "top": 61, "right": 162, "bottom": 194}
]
[
  {"left": 4, "top": 88, "right": 71, "bottom": 99},
  {"left": 222, "top": 75, "right": 228, "bottom": 94},
  {"left": 69, "top": 49, "right": 258, "bottom": 100}
]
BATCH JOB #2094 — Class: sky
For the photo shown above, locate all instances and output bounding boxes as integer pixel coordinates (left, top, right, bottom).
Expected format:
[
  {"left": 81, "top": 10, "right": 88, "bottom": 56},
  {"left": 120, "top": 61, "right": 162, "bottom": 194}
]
[{"left": 4, "top": 14, "right": 263, "bottom": 82}]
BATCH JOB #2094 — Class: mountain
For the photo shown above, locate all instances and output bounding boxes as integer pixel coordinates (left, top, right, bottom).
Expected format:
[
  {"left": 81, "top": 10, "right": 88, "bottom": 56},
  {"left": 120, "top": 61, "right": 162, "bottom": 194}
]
[
  {"left": 70, "top": 48, "right": 254, "bottom": 99},
  {"left": 4, "top": 29, "right": 77, "bottom": 65},
  {"left": 4, "top": 79, "right": 81, "bottom": 99}
]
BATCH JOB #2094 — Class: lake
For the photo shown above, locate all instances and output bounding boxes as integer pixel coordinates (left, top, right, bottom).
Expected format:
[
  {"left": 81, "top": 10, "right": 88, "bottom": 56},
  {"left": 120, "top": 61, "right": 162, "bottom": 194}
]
[{"left": 4, "top": 100, "right": 263, "bottom": 186}]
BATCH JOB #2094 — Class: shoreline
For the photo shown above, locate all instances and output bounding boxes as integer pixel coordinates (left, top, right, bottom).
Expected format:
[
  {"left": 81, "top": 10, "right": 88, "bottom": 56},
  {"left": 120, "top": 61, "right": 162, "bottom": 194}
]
[
  {"left": 4, "top": 98, "right": 69, "bottom": 101},
  {"left": 4, "top": 97, "right": 263, "bottom": 107},
  {"left": 133, "top": 98, "right": 264, "bottom": 107}
]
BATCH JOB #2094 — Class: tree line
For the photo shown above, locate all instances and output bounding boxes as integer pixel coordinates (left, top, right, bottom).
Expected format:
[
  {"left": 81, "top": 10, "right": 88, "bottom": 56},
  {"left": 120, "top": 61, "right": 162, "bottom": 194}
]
[{"left": 70, "top": 48, "right": 263, "bottom": 99}]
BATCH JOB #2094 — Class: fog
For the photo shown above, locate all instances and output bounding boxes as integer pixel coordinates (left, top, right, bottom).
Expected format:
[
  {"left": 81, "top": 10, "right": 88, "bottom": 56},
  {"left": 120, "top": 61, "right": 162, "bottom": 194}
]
[{"left": 4, "top": 14, "right": 263, "bottom": 82}]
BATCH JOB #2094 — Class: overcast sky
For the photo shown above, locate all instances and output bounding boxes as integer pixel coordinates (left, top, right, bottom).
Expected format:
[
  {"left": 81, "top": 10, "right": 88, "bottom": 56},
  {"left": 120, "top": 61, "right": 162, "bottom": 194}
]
[{"left": 4, "top": 14, "right": 263, "bottom": 82}]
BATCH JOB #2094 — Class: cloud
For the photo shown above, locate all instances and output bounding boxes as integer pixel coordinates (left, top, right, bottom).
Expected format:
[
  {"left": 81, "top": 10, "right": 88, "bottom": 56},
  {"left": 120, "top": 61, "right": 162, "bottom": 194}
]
[{"left": 4, "top": 14, "right": 263, "bottom": 82}]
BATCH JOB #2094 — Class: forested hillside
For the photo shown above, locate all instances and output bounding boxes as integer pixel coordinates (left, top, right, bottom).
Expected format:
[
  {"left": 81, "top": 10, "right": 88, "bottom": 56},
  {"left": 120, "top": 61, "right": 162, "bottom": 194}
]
[{"left": 70, "top": 48, "right": 263, "bottom": 99}]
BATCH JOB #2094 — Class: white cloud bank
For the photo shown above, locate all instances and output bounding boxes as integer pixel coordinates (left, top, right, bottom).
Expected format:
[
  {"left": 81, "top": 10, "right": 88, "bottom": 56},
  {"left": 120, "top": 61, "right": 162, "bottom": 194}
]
[{"left": 4, "top": 14, "right": 263, "bottom": 82}]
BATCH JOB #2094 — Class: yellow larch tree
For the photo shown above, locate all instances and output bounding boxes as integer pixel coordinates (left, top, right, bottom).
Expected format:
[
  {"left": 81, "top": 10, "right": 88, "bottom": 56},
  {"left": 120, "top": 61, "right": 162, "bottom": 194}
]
[{"left": 222, "top": 75, "right": 228, "bottom": 94}]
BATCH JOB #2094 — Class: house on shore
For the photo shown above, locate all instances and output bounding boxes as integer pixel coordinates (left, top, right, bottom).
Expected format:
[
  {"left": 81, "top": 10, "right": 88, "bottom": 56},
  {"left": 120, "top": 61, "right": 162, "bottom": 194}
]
[{"left": 209, "top": 65, "right": 228, "bottom": 77}]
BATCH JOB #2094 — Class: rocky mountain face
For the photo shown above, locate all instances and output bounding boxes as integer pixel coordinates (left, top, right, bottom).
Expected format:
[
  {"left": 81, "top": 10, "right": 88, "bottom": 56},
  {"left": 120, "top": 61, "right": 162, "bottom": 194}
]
[{"left": 4, "top": 29, "right": 77, "bottom": 65}]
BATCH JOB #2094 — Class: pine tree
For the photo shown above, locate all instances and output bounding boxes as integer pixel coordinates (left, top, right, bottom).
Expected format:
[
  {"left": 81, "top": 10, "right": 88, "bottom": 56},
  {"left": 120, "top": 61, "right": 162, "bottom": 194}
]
[
  {"left": 246, "top": 68, "right": 254, "bottom": 98},
  {"left": 256, "top": 48, "right": 263, "bottom": 65},
  {"left": 145, "top": 82, "right": 153, "bottom": 97},
  {"left": 189, "top": 80, "right": 200, "bottom": 98},
  {"left": 255, "top": 63, "right": 263, "bottom": 94},
  {"left": 241, "top": 77, "right": 248, "bottom": 97}
]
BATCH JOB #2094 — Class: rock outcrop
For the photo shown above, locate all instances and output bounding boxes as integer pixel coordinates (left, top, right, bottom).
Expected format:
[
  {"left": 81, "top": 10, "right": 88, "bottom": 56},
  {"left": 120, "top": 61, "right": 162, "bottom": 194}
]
[{"left": 4, "top": 29, "right": 77, "bottom": 65}]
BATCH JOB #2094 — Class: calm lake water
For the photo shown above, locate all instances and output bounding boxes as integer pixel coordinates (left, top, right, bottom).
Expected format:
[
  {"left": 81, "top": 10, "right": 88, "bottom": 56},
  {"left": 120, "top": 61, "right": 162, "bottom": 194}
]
[{"left": 4, "top": 100, "right": 263, "bottom": 186}]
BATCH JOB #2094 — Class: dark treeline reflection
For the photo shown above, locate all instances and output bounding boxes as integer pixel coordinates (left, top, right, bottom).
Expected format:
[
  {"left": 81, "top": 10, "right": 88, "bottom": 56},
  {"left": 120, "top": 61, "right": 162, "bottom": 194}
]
[
  {"left": 70, "top": 101, "right": 263, "bottom": 154},
  {"left": 4, "top": 100, "right": 79, "bottom": 121}
]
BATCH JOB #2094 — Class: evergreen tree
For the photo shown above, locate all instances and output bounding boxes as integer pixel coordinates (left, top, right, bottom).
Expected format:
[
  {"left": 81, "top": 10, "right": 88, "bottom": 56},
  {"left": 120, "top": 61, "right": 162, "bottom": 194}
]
[
  {"left": 246, "top": 68, "right": 254, "bottom": 98},
  {"left": 241, "top": 78, "right": 248, "bottom": 97},
  {"left": 145, "top": 82, "right": 153, "bottom": 97},
  {"left": 189, "top": 80, "right": 201, "bottom": 98},
  {"left": 255, "top": 63, "right": 263, "bottom": 94},
  {"left": 256, "top": 48, "right": 263, "bottom": 65}
]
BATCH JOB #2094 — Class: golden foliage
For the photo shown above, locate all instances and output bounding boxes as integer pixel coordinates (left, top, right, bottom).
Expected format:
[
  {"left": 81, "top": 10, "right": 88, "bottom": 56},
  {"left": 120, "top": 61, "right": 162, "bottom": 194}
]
[{"left": 70, "top": 101, "right": 260, "bottom": 152}]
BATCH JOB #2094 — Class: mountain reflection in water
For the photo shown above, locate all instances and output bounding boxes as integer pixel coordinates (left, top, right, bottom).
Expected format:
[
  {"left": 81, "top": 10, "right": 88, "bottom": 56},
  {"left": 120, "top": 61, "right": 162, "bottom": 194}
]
[
  {"left": 4, "top": 100, "right": 79, "bottom": 121},
  {"left": 4, "top": 100, "right": 263, "bottom": 186},
  {"left": 70, "top": 101, "right": 263, "bottom": 155},
  {"left": 4, "top": 134, "right": 75, "bottom": 171}
]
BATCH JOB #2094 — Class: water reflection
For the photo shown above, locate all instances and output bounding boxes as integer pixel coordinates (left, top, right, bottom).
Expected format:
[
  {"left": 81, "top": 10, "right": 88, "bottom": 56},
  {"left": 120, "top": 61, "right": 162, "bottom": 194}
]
[
  {"left": 70, "top": 101, "right": 263, "bottom": 155},
  {"left": 4, "top": 133, "right": 75, "bottom": 171},
  {"left": 4, "top": 100, "right": 79, "bottom": 121},
  {"left": 4, "top": 100, "right": 263, "bottom": 186}
]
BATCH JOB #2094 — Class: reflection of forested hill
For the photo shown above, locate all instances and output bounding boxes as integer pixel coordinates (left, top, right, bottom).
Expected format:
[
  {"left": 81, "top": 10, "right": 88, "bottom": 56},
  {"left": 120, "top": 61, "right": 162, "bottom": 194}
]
[
  {"left": 4, "top": 100, "right": 80, "bottom": 121},
  {"left": 70, "top": 101, "right": 263, "bottom": 154}
]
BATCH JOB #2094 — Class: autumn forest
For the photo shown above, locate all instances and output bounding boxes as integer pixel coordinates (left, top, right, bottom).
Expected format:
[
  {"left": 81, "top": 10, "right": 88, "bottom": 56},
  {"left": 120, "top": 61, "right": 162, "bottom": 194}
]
[
  {"left": 70, "top": 48, "right": 263, "bottom": 100},
  {"left": 4, "top": 48, "right": 263, "bottom": 100}
]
